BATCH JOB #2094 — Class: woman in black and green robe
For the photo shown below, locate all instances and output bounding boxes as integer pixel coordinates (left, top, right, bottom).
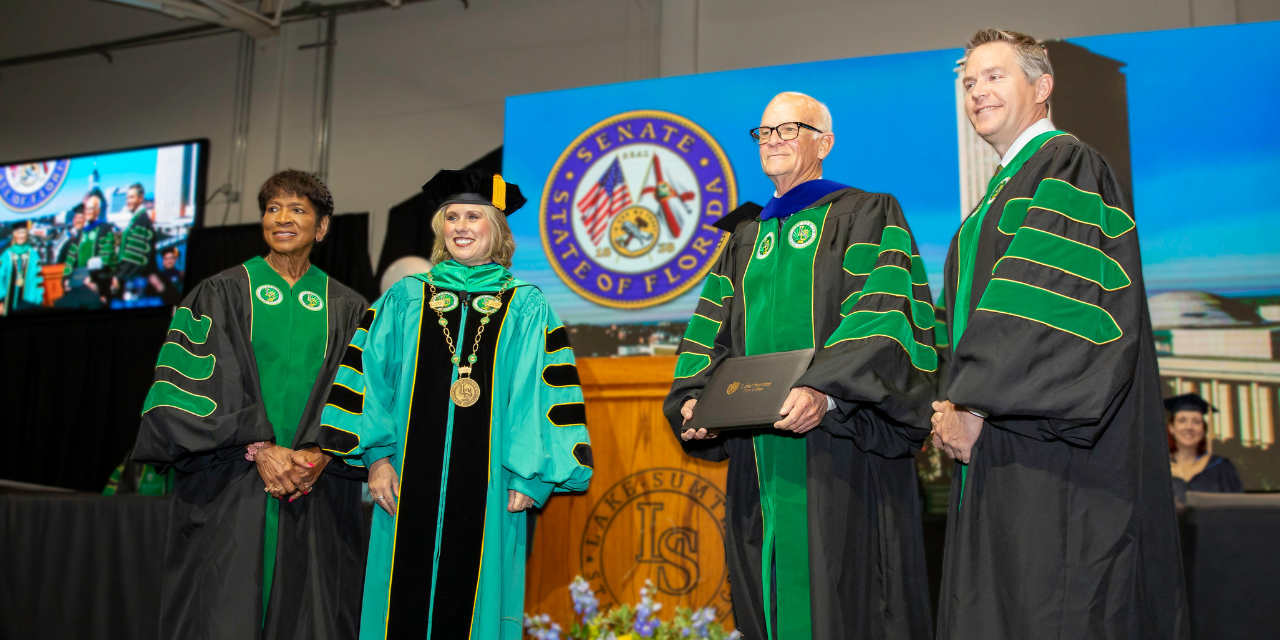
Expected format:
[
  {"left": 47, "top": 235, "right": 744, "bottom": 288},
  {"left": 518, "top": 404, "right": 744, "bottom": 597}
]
[{"left": 132, "top": 170, "right": 368, "bottom": 639}]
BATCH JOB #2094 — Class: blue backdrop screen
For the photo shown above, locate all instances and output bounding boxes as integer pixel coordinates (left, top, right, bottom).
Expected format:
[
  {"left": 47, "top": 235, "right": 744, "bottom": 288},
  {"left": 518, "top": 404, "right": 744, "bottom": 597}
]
[{"left": 505, "top": 22, "right": 1280, "bottom": 488}]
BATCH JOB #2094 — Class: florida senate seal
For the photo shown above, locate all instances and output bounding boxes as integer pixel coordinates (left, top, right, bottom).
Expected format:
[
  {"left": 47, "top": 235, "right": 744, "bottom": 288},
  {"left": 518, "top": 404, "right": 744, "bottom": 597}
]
[
  {"left": 0, "top": 159, "right": 71, "bottom": 213},
  {"left": 540, "top": 110, "right": 736, "bottom": 309}
]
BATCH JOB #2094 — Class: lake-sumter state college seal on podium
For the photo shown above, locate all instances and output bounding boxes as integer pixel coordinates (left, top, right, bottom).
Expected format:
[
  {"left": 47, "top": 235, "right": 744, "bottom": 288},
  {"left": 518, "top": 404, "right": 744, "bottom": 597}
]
[
  {"left": 580, "top": 468, "right": 732, "bottom": 621},
  {"left": 541, "top": 111, "right": 736, "bottom": 308}
]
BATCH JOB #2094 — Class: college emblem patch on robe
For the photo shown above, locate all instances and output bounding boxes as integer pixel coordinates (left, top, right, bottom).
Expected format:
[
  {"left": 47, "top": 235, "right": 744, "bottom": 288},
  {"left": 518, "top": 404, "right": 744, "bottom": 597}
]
[
  {"left": 256, "top": 284, "right": 283, "bottom": 305},
  {"left": 430, "top": 291, "right": 460, "bottom": 312},
  {"left": 788, "top": 220, "right": 818, "bottom": 248},
  {"left": 472, "top": 294, "right": 502, "bottom": 314},
  {"left": 298, "top": 290, "right": 325, "bottom": 311},
  {"left": 756, "top": 231, "right": 775, "bottom": 259}
]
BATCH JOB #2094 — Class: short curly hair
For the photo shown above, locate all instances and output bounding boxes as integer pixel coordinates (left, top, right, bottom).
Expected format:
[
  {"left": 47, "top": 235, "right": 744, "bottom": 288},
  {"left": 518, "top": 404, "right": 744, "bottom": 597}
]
[{"left": 257, "top": 170, "right": 334, "bottom": 219}]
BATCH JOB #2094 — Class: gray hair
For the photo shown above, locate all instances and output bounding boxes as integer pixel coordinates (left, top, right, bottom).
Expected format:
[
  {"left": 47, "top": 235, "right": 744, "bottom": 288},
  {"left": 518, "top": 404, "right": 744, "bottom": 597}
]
[
  {"left": 963, "top": 29, "right": 1053, "bottom": 84},
  {"left": 775, "top": 91, "right": 833, "bottom": 133}
]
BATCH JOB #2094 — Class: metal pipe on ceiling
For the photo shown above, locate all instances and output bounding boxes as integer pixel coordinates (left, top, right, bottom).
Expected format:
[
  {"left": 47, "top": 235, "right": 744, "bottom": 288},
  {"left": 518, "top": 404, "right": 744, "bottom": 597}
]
[{"left": 0, "top": 0, "right": 437, "bottom": 71}]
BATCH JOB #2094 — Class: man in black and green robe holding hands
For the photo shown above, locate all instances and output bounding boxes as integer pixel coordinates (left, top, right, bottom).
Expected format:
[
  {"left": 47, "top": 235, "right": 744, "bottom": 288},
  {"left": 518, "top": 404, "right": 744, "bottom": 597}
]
[
  {"left": 665, "top": 92, "right": 936, "bottom": 640},
  {"left": 931, "top": 30, "right": 1188, "bottom": 639},
  {"left": 132, "top": 171, "right": 368, "bottom": 640}
]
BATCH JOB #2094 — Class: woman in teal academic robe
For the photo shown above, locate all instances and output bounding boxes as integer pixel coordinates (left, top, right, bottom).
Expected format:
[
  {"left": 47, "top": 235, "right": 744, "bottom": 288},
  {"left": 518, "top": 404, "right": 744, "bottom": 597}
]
[
  {"left": 0, "top": 223, "right": 44, "bottom": 315},
  {"left": 317, "top": 170, "right": 593, "bottom": 640}
]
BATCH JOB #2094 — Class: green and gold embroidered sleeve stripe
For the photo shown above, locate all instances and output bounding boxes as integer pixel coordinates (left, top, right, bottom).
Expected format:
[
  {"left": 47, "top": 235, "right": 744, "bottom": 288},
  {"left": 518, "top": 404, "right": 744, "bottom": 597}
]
[
  {"left": 1028, "top": 178, "right": 1134, "bottom": 238},
  {"left": 155, "top": 342, "right": 215, "bottom": 380},
  {"left": 995, "top": 227, "right": 1131, "bottom": 290},
  {"left": 142, "top": 380, "right": 217, "bottom": 417},
  {"left": 997, "top": 198, "right": 1032, "bottom": 235},
  {"left": 860, "top": 265, "right": 935, "bottom": 330},
  {"left": 976, "top": 278, "right": 1122, "bottom": 344},
  {"left": 683, "top": 313, "right": 722, "bottom": 350},
  {"left": 843, "top": 243, "right": 878, "bottom": 276},
  {"left": 674, "top": 352, "right": 711, "bottom": 379},
  {"left": 142, "top": 308, "right": 220, "bottom": 416},
  {"left": 170, "top": 307, "right": 211, "bottom": 344},
  {"left": 698, "top": 272, "right": 734, "bottom": 307},
  {"left": 877, "top": 226, "right": 913, "bottom": 259},
  {"left": 840, "top": 290, "right": 863, "bottom": 316},
  {"left": 120, "top": 226, "right": 153, "bottom": 266},
  {"left": 910, "top": 255, "right": 928, "bottom": 286},
  {"left": 824, "top": 309, "right": 938, "bottom": 372}
]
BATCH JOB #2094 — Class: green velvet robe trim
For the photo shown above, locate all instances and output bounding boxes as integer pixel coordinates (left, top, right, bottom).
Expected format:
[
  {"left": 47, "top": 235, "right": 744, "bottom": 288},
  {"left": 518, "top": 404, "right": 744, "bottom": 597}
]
[
  {"left": 244, "top": 256, "right": 331, "bottom": 617},
  {"left": 952, "top": 131, "right": 1066, "bottom": 508},
  {"left": 742, "top": 204, "right": 830, "bottom": 640}
]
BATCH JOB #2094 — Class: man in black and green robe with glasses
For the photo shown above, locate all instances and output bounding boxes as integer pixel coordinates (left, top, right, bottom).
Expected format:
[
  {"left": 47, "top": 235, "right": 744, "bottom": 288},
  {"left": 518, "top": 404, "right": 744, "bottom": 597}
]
[
  {"left": 666, "top": 92, "right": 936, "bottom": 640},
  {"left": 930, "top": 31, "right": 1187, "bottom": 640},
  {"left": 132, "top": 171, "right": 369, "bottom": 640}
]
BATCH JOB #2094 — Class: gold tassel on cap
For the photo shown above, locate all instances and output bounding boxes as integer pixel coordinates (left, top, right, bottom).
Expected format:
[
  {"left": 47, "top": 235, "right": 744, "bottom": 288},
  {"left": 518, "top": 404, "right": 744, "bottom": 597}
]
[{"left": 492, "top": 174, "right": 507, "bottom": 211}]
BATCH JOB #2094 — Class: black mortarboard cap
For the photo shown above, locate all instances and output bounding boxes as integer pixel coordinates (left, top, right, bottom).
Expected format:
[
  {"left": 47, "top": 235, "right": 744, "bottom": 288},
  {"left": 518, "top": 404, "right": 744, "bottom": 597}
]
[
  {"left": 421, "top": 169, "right": 526, "bottom": 215},
  {"left": 712, "top": 201, "right": 763, "bottom": 234},
  {"left": 1163, "top": 393, "right": 1216, "bottom": 415}
]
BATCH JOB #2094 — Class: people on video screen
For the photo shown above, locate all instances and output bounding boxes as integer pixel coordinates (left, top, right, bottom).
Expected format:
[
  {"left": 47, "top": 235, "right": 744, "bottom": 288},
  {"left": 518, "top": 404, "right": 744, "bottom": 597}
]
[{"left": 0, "top": 182, "right": 185, "bottom": 314}]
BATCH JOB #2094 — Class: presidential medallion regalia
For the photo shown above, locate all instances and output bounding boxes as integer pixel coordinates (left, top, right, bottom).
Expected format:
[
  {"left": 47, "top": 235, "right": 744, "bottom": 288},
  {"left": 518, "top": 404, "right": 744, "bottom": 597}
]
[{"left": 317, "top": 260, "right": 593, "bottom": 640}]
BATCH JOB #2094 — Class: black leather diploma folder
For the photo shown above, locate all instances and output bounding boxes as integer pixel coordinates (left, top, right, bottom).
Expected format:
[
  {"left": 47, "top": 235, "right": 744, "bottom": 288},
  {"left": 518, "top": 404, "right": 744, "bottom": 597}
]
[{"left": 683, "top": 348, "right": 815, "bottom": 431}]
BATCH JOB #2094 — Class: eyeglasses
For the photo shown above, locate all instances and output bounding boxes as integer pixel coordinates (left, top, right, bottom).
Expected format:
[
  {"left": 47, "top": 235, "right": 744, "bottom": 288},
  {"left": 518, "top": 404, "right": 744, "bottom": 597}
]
[{"left": 749, "top": 122, "right": 824, "bottom": 144}]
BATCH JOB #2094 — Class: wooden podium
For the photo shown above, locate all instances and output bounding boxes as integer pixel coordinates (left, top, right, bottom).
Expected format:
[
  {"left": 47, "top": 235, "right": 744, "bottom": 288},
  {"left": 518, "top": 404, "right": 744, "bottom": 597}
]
[{"left": 524, "top": 356, "right": 735, "bottom": 627}]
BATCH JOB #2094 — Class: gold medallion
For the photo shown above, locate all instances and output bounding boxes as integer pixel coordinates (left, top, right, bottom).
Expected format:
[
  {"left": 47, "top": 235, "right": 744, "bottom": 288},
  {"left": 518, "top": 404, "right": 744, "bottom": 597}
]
[{"left": 450, "top": 377, "right": 481, "bottom": 407}]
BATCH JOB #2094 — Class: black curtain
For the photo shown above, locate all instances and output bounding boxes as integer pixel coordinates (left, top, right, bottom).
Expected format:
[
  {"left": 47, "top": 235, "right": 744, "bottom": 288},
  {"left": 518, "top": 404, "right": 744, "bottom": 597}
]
[
  {"left": 375, "top": 147, "right": 502, "bottom": 279},
  {"left": 0, "top": 214, "right": 376, "bottom": 491},
  {"left": 187, "top": 212, "right": 378, "bottom": 301},
  {"left": 0, "top": 307, "right": 172, "bottom": 491},
  {"left": 0, "top": 493, "right": 168, "bottom": 639}
]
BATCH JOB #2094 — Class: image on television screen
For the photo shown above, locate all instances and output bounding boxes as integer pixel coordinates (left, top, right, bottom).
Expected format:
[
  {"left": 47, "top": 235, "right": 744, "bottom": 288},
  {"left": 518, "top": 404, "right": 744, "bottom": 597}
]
[{"left": 0, "top": 139, "right": 205, "bottom": 315}]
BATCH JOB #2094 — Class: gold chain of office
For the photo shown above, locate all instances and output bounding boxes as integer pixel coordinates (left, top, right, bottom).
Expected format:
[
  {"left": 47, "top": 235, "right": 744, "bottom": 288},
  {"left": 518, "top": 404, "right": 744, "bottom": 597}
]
[{"left": 426, "top": 272, "right": 514, "bottom": 407}]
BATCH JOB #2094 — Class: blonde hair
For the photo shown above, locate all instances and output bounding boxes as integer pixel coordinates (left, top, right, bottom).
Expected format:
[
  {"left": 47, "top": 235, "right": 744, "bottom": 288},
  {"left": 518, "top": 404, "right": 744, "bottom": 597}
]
[{"left": 430, "top": 203, "right": 517, "bottom": 267}]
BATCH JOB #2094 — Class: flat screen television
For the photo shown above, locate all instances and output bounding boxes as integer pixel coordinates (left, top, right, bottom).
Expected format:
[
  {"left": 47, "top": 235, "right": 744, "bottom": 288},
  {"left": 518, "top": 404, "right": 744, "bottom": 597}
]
[{"left": 0, "top": 139, "right": 206, "bottom": 314}]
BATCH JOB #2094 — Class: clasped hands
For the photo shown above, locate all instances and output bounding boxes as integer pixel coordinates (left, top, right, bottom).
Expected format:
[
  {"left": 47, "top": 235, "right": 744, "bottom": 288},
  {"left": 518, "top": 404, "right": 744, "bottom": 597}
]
[
  {"left": 680, "top": 386, "right": 828, "bottom": 441},
  {"left": 254, "top": 444, "right": 332, "bottom": 502},
  {"left": 930, "top": 400, "right": 984, "bottom": 463}
]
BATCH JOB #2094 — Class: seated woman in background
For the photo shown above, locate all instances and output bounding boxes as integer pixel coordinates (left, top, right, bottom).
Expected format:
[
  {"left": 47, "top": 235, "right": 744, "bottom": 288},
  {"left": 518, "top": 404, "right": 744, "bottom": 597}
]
[
  {"left": 315, "top": 170, "right": 593, "bottom": 640},
  {"left": 1167, "top": 393, "right": 1244, "bottom": 507},
  {"left": 131, "top": 170, "right": 368, "bottom": 639}
]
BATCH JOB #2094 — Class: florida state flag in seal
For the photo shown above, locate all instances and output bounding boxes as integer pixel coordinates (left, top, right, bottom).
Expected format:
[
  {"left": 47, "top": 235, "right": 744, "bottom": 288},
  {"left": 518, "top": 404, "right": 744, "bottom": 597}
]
[{"left": 540, "top": 110, "right": 737, "bottom": 309}]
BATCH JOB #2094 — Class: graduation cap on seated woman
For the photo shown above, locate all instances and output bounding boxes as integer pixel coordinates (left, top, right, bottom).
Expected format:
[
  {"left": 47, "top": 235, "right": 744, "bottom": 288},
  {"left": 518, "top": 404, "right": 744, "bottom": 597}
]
[{"left": 421, "top": 169, "right": 527, "bottom": 215}]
